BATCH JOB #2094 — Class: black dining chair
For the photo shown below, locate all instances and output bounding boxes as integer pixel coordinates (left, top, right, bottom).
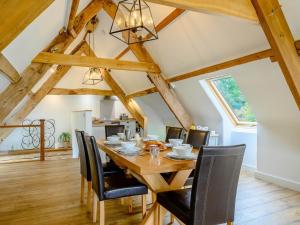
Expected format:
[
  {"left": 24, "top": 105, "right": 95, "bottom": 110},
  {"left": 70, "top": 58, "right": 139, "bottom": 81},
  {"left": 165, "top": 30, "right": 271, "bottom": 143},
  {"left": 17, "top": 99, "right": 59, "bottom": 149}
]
[
  {"left": 104, "top": 124, "right": 125, "bottom": 174},
  {"left": 186, "top": 129, "right": 210, "bottom": 149},
  {"left": 75, "top": 130, "right": 93, "bottom": 209},
  {"left": 165, "top": 126, "right": 183, "bottom": 142},
  {"left": 184, "top": 130, "right": 211, "bottom": 186},
  {"left": 75, "top": 130, "right": 123, "bottom": 211},
  {"left": 162, "top": 129, "right": 210, "bottom": 187},
  {"left": 105, "top": 125, "right": 125, "bottom": 139},
  {"left": 157, "top": 144, "right": 245, "bottom": 225},
  {"left": 84, "top": 135, "right": 148, "bottom": 225}
]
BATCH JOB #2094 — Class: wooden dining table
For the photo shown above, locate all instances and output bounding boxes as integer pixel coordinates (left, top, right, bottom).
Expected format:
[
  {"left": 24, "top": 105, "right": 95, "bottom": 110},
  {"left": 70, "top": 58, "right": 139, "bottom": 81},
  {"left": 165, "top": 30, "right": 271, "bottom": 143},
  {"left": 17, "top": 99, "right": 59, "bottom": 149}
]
[{"left": 97, "top": 139, "right": 198, "bottom": 225}]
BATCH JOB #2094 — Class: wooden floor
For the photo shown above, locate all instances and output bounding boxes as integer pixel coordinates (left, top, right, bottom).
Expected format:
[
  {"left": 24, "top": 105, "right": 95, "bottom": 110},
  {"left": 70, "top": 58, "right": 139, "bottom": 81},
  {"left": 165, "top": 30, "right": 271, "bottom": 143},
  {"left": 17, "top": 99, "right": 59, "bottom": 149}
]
[
  {"left": 0, "top": 150, "right": 72, "bottom": 164},
  {"left": 1, "top": 159, "right": 300, "bottom": 225}
]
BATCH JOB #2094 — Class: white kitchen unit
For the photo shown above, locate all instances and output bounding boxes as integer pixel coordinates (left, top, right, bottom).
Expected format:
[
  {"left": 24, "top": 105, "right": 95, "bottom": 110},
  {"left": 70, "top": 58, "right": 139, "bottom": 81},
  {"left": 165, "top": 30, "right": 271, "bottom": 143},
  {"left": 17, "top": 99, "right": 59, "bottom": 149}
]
[{"left": 71, "top": 110, "right": 92, "bottom": 158}]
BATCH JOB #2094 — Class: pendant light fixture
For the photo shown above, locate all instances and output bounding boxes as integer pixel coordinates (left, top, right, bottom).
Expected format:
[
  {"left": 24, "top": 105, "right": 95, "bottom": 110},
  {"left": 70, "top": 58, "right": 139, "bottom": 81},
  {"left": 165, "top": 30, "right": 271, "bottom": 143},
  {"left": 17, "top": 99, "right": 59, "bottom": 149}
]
[
  {"left": 82, "top": 17, "right": 103, "bottom": 85},
  {"left": 109, "top": 0, "right": 158, "bottom": 45}
]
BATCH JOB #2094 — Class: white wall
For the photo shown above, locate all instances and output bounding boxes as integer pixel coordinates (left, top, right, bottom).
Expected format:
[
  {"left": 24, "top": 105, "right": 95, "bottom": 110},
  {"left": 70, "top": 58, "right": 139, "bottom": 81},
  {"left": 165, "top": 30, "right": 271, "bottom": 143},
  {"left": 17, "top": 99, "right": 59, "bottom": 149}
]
[
  {"left": 135, "top": 97, "right": 166, "bottom": 140},
  {"left": 233, "top": 60, "right": 300, "bottom": 190},
  {"left": 0, "top": 95, "right": 100, "bottom": 151},
  {"left": 199, "top": 79, "right": 257, "bottom": 168},
  {"left": 231, "top": 129, "right": 257, "bottom": 169}
]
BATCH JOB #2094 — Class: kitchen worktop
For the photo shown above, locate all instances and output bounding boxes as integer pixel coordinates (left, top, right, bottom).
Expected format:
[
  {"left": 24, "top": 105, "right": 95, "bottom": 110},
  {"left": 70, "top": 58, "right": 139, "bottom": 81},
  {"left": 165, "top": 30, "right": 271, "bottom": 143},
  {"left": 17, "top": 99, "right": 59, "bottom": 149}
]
[{"left": 92, "top": 118, "right": 136, "bottom": 127}]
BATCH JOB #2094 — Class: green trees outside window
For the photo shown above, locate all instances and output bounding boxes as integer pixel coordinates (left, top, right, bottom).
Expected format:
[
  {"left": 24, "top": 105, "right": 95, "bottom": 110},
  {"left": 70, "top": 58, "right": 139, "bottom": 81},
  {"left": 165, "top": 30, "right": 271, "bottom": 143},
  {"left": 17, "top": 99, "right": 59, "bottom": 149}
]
[{"left": 211, "top": 76, "right": 256, "bottom": 123}]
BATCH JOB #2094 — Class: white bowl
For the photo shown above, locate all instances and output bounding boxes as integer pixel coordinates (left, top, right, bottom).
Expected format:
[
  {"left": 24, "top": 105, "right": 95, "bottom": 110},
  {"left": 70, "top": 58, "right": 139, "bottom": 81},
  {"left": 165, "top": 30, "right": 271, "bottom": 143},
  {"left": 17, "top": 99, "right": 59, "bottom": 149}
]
[
  {"left": 121, "top": 141, "right": 136, "bottom": 150},
  {"left": 117, "top": 133, "right": 125, "bottom": 139},
  {"left": 169, "top": 139, "right": 183, "bottom": 147},
  {"left": 147, "top": 134, "right": 159, "bottom": 141},
  {"left": 107, "top": 136, "right": 120, "bottom": 143},
  {"left": 172, "top": 145, "right": 192, "bottom": 156}
]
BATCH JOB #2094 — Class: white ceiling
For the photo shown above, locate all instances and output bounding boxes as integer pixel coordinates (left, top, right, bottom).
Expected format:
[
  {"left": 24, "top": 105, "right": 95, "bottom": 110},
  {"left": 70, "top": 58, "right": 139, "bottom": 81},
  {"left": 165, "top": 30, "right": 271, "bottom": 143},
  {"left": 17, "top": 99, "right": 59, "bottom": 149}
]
[{"left": 1, "top": 0, "right": 300, "bottom": 94}]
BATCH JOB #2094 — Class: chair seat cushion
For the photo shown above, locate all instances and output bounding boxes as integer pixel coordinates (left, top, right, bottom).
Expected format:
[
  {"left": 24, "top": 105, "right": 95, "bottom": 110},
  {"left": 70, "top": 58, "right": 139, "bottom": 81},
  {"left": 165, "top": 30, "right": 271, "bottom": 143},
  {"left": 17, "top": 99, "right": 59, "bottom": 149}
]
[
  {"left": 103, "top": 161, "right": 123, "bottom": 177},
  {"left": 162, "top": 171, "right": 194, "bottom": 186},
  {"left": 184, "top": 176, "right": 194, "bottom": 186},
  {"left": 104, "top": 174, "right": 148, "bottom": 200},
  {"left": 184, "top": 170, "right": 195, "bottom": 186},
  {"left": 157, "top": 188, "right": 192, "bottom": 224}
]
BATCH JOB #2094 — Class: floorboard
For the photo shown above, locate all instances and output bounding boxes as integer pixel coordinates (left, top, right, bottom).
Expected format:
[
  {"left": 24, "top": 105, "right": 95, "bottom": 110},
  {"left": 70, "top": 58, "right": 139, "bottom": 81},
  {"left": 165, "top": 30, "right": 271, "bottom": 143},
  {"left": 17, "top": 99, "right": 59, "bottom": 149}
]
[{"left": 0, "top": 159, "right": 300, "bottom": 225}]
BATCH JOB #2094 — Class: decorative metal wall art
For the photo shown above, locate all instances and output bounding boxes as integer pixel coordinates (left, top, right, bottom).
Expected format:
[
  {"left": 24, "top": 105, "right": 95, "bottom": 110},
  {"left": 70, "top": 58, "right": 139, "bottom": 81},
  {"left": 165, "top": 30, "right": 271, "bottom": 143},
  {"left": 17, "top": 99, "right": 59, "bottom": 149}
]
[{"left": 21, "top": 119, "right": 55, "bottom": 150}]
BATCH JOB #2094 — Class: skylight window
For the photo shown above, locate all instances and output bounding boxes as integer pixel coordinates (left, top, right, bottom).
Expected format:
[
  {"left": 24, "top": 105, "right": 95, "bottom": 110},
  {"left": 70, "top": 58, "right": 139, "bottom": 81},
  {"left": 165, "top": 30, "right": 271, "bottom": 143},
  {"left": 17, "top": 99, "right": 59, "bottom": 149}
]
[{"left": 208, "top": 76, "right": 256, "bottom": 126}]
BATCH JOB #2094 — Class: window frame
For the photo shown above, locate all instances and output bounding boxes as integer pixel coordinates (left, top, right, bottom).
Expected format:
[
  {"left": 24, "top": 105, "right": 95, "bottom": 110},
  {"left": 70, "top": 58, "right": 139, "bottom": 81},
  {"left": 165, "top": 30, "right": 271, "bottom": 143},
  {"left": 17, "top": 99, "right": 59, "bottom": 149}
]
[{"left": 207, "top": 76, "right": 257, "bottom": 127}]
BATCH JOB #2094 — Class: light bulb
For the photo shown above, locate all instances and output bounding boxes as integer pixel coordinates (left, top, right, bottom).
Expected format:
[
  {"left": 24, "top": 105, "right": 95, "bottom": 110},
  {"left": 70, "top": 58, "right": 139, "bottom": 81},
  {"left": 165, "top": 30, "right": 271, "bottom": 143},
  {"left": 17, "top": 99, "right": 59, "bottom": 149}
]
[
  {"left": 132, "top": 11, "right": 138, "bottom": 19},
  {"left": 117, "top": 18, "right": 122, "bottom": 26}
]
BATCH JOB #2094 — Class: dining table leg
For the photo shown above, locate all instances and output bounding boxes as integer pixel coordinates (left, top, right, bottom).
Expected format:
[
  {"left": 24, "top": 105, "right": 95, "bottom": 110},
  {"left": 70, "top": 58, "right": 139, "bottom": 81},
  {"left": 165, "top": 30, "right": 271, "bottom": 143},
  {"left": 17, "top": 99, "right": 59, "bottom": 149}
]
[
  {"left": 158, "top": 204, "right": 167, "bottom": 225},
  {"left": 140, "top": 170, "right": 192, "bottom": 225},
  {"left": 141, "top": 202, "right": 157, "bottom": 225}
]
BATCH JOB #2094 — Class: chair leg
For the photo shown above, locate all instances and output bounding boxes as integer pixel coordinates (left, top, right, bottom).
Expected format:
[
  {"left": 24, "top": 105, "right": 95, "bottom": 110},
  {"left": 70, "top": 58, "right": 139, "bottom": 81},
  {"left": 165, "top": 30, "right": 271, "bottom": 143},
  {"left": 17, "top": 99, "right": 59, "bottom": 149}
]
[
  {"left": 128, "top": 196, "right": 133, "bottom": 214},
  {"left": 227, "top": 222, "right": 234, "bottom": 225},
  {"left": 87, "top": 181, "right": 92, "bottom": 212},
  {"left": 142, "top": 195, "right": 147, "bottom": 218},
  {"left": 80, "top": 176, "right": 85, "bottom": 203},
  {"left": 93, "top": 191, "right": 98, "bottom": 223},
  {"left": 151, "top": 192, "right": 156, "bottom": 203},
  {"left": 170, "top": 214, "right": 175, "bottom": 223},
  {"left": 99, "top": 201, "right": 105, "bottom": 225},
  {"left": 120, "top": 198, "right": 125, "bottom": 205},
  {"left": 158, "top": 204, "right": 167, "bottom": 225},
  {"left": 176, "top": 218, "right": 185, "bottom": 225}
]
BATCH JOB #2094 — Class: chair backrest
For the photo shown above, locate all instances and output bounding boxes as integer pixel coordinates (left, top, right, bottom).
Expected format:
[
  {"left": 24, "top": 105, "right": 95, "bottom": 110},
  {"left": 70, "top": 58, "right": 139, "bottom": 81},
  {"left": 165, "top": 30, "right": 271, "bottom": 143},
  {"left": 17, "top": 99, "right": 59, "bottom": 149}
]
[
  {"left": 165, "top": 126, "right": 183, "bottom": 142},
  {"left": 190, "top": 145, "right": 245, "bottom": 225},
  {"left": 186, "top": 130, "right": 210, "bottom": 149},
  {"left": 84, "top": 135, "right": 105, "bottom": 201},
  {"left": 105, "top": 125, "right": 125, "bottom": 139},
  {"left": 75, "top": 130, "right": 91, "bottom": 181}
]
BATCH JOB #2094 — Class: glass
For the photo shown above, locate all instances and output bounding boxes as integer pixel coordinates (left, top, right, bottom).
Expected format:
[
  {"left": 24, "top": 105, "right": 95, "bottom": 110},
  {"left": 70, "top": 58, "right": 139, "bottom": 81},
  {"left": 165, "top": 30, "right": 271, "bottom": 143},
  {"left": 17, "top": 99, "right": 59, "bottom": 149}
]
[
  {"left": 211, "top": 76, "right": 256, "bottom": 122},
  {"left": 149, "top": 145, "right": 160, "bottom": 159}
]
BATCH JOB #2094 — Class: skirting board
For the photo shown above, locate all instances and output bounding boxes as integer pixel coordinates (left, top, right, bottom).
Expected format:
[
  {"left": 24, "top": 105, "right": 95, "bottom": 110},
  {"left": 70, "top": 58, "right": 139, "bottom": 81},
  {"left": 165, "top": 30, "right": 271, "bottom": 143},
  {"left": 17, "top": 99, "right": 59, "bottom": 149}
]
[
  {"left": 242, "top": 164, "right": 257, "bottom": 173},
  {"left": 242, "top": 165, "right": 300, "bottom": 192},
  {"left": 255, "top": 171, "right": 300, "bottom": 192}
]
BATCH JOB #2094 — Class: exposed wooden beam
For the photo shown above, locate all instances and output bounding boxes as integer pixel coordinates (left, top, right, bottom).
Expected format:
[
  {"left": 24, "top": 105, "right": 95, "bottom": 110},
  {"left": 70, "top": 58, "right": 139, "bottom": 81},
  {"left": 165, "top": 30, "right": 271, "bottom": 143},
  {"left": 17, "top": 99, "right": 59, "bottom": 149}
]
[
  {"left": 0, "top": 0, "right": 104, "bottom": 124},
  {"left": 0, "top": 42, "right": 86, "bottom": 141},
  {"left": 251, "top": 0, "right": 300, "bottom": 109},
  {"left": 0, "top": 53, "right": 20, "bottom": 83},
  {"left": 145, "top": 0, "right": 258, "bottom": 22},
  {"left": 126, "top": 87, "right": 158, "bottom": 99},
  {"left": 168, "top": 49, "right": 274, "bottom": 82},
  {"left": 49, "top": 88, "right": 114, "bottom": 96},
  {"left": 115, "top": 47, "right": 131, "bottom": 61},
  {"left": 0, "top": 0, "right": 54, "bottom": 51},
  {"left": 155, "top": 8, "right": 185, "bottom": 33},
  {"left": 128, "top": 37, "right": 300, "bottom": 98},
  {"left": 296, "top": 40, "right": 300, "bottom": 55},
  {"left": 33, "top": 52, "right": 161, "bottom": 73},
  {"left": 115, "top": 8, "right": 185, "bottom": 60},
  {"left": 67, "top": 0, "right": 80, "bottom": 37},
  {"left": 126, "top": 49, "right": 275, "bottom": 98},
  {"left": 82, "top": 42, "right": 146, "bottom": 128},
  {"left": 104, "top": 0, "right": 193, "bottom": 131}
]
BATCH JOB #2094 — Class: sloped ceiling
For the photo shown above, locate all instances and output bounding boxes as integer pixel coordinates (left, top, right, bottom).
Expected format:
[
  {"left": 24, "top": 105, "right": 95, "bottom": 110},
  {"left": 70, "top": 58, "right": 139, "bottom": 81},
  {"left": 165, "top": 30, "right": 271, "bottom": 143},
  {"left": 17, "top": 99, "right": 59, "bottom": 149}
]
[
  {"left": 0, "top": 0, "right": 300, "bottom": 130},
  {"left": 145, "top": 11, "right": 268, "bottom": 77}
]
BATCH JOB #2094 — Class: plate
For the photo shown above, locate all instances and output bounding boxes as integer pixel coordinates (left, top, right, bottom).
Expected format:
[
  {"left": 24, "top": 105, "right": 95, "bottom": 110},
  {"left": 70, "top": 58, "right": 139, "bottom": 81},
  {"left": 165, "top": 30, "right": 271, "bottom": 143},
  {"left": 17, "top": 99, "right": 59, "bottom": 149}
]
[
  {"left": 104, "top": 140, "right": 121, "bottom": 145},
  {"left": 116, "top": 147, "right": 141, "bottom": 155},
  {"left": 166, "top": 152, "right": 197, "bottom": 160},
  {"left": 165, "top": 143, "right": 172, "bottom": 147}
]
